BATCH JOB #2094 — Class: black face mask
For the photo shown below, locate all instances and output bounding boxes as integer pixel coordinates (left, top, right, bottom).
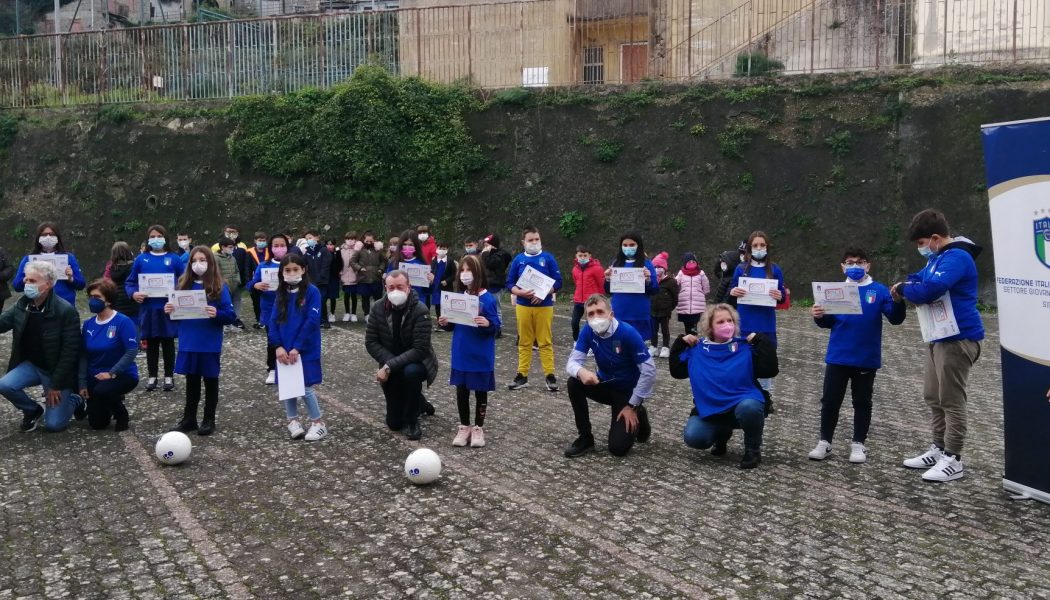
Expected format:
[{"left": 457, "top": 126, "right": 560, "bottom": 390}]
[{"left": 364, "top": 242, "right": 374, "bottom": 249}]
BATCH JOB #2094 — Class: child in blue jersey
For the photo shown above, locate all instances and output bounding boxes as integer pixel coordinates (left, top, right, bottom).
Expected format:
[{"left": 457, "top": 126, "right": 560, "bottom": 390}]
[
  {"left": 506, "top": 226, "right": 563, "bottom": 392},
  {"left": 807, "top": 247, "right": 906, "bottom": 464},
  {"left": 269, "top": 253, "right": 327, "bottom": 442},
  {"left": 126, "top": 225, "right": 185, "bottom": 393},
  {"left": 387, "top": 229, "right": 430, "bottom": 302},
  {"left": 670, "top": 303, "right": 778, "bottom": 469},
  {"left": 13, "top": 222, "right": 86, "bottom": 307},
  {"left": 729, "top": 230, "right": 785, "bottom": 396},
  {"left": 165, "top": 246, "right": 236, "bottom": 436},
  {"left": 892, "top": 209, "right": 984, "bottom": 483},
  {"left": 430, "top": 240, "right": 456, "bottom": 321},
  {"left": 249, "top": 234, "right": 291, "bottom": 385},
  {"left": 603, "top": 231, "right": 659, "bottom": 352},
  {"left": 78, "top": 279, "right": 139, "bottom": 432},
  {"left": 437, "top": 255, "right": 500, "bottom": 448}
]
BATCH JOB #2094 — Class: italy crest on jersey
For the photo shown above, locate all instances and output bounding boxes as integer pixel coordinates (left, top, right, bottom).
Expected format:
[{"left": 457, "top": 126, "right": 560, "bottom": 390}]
[
  {"left": 106, "top": 326, "right": 117, "bottom": 339},
  {"left": 865, "top": 290, "right": 878, "bottom": 304},
  {"left": 1035, "top": 217, "right": 1050, "bottom": 269}
]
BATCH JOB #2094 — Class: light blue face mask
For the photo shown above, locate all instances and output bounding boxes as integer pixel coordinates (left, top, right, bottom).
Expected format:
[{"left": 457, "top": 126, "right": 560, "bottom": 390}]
[
  {"left": 622, "top": 246, "right": 637, "bottom": 258},
  {"left": 148, "top": 238, "right": 166, "bottom": 250},
  {"left": 918, "top": 245, "right": 936, "bottom": 258},
  {"left": 23, "top": 283, "right": 41, "bottom": 300}
]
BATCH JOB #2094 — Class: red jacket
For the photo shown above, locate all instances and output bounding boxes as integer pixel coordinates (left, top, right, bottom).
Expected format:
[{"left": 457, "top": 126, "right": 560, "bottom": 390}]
[
  {"left": 420, "top": 237, "right": 437, "bottom": 264},
  {"left": 572, "top": 258, "right": 605, "bottom": 303}
]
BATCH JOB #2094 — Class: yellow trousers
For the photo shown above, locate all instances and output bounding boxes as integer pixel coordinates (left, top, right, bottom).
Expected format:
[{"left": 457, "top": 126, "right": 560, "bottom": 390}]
[{"left": 515, "top": 304, "right": 555, "bottom": 376}]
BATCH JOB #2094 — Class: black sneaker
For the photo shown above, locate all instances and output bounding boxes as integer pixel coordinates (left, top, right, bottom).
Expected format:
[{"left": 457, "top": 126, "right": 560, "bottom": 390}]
[
  {"left": 635, "top": 405, "right": 651, "bottom": 443},
  {"left": 162, "top": 378, "right": 175, "bottom": 392},
  {"left": 421, "top": 397, "right": 436, "bottom": 417},
  {"left": 544, "top": 374, "right": 558, "bottom": 392},
  {"left": 20, "top": 405, "right": 45, "bottom": 432},
  {"left": 171, "top": 418, "right": 198, "bottom": 433},
  {"left": 234, "top": 319, "right": 246, "bottom": 330},
  {"left": 145, "top": 378, "right": 158, "bottom": 392},
  {"left": 739, "top": 448, "right": 762, "bottom": 469},
  {"left": 507, "top": 374, "right": 528, "bottom": 390},
  {"left": 564, "top": 435, "right": 595, "bottom": 458},
  {"left": 253, "top": 321, "right": 264, "bottom": 330},
  {"left": 73, "top": 396, "right": 87, "bottom": 421},
  {"left": 406, "top": 420, "right": 422, "bottom": 441},
  {"left": 711, "top": 430, "right": 732, "bottom": 456},
  {"left": 320, "top": 322, "right": 332, "bottom": 330}
]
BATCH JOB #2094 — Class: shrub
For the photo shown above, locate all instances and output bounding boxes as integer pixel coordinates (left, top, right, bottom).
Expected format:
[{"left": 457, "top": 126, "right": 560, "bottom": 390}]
[
  {"left": 558, "top": 211, "right": 586, "bottom": 238},
  {"left": 734, "top": 52, "right": 784, "bottom": 77}
]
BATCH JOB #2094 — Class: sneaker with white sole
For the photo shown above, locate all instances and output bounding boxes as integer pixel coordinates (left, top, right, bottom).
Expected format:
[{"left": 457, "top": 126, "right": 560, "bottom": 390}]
[
  {"left": 903, "top": 444, "right": 944, "bottom": 469},
  {"left": 342, "top": 314, "right": 351, "bottom": 322},
  {"left": 264, "top": 370, "right": 276, "bottom": 385},
  {"left": 351, "top": 314, "right": 358, "bottom": 323},
  {"left": 544, "top": 374, "right": 559, "bottom": 392},
  {"left": 922, "top": 454, "right": 964, "bottom": 482},
  {"left": 658, "top": 346, "right": 670, "bottom": 358},
  {"left": 808, "top": 440, "right": 833, "bottom": 460},
  {"left": 328, "top": 314, "right": 336, "bottom": 323},
  {"left": 470, "top": 426, "right": 486, "bottom": 447},
  {"left": 452, "top": 425, "right": 471, "bottom": 447},
  {"left": 304, "top": 422, "right": 328, "bottom": 441},
  {"left": 20, "top": 401, "right": 46, "bottom": 433},
  {"left": 849, "top": 442, "right": 867, "bottom": 464},
  {"left": 287, "top": 419, "right": 305, "bottom": 439}
]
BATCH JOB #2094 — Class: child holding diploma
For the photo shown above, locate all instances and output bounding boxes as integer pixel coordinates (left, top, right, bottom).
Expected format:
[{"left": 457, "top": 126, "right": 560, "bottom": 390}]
[
  {"left": 166, "top": 247, "right": 236, "bottom": 435},
  {"left": 729, "top": 231, "right": 786, "bottom": 396},
  {"left": 12, "top": 222, "right": 86, "bottom": 306},
  {"left": 807, "top": 247, "right": 905, "bottom": 464},
  {"left": 387, "top": 229, "right": 430, "bottom": 303},
  {"left": 603, "top": 232, "right": 659, "bottom": 343},
  {"left": 438, "top": 255, "right": 500, "bottom": 447},
  {"left": 249, "top": 234, "right": 290, "bottom": 385},
  {"left": 268, "top": 253, "right": 327, "bottom": 441},
  {"left": 126, "top": 225, "right": 185, "bottom": 393}
]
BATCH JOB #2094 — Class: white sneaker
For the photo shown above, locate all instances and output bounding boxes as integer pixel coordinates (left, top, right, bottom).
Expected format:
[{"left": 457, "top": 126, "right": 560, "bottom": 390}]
[
  {"left": 328, "top": 314, "right": 336, "bottom": 323},
  {"left": 287, "top": 419, "right": 305, "bottom": 439},
  {"left": 659, "top": 347, "right": 670, "bottom": 358},
  {"left": 903, "top": 444, "right": 943, "bottom": 469},
  {"left": 922, "top": 454, "right": 964, "bottom": 482},
  {"left": 342, "top": 314, "right": 351, "bottom": 322},
  {"left": 350, "top": 314, "right": 358, "bottom": 323},
  {"left": 849, "top": 442, "right": 867, "bottom": 464},
  {"left": 304, "top": 422, "right": 328, "bottom": 441},
  {"left": 264, "top": 370, "right": 276, "bottom": 385},
  {"left": 470, "top": 426, "right": 486, "bottom": 448},
  {"left": 648, "top": 346, "right": 658, "bottom": 357},
  {"left": 452, "top": 424, "right": 471, "bottom": 447},
  {"left": 808, "top": 440, "right": 833, "bottom": 460}
]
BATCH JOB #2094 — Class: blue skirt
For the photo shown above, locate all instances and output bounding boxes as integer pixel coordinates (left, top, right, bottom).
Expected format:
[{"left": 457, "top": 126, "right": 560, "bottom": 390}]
[
  {"left": 342, "top": 284, "right": 359, "bottom": 295},
  {"left": 139, "top": 305, "right": 178, "bottom": 339},
  {"left": 175, "top": 351, "right": 221, "bottom": 378},
  {"left": 326, "top": 282, "right": 341, "bottom": 300},
  {"left": 356, "top": 282, "right": 381, "bottom": 299},
  {"left": 449, "top": 369, "right": 496, "bottom": 392}
]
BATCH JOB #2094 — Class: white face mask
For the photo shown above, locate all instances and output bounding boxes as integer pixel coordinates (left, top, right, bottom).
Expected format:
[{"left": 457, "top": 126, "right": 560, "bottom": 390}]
[
  {"left": 284, "top": 275, "right": 302, "bottom": 286},
  {"left": 436, "top": 249, "right": 448, "bottom": 259},
  {"left": 418, "top": 233, "right": 429, "bottom": 242},
  {"left": 588, "top": 317, "right": 611, "bottom": 335},
  {"left": 387, "top": 290, "right": 408, "bottom": 306},
  {"left": 178, "top": 240, "right": 191, "bottom": 250},
  {"left": 39, "top": 235, "right": 58, "bottom": 250},
  {"left": 524, "top": 242, "right": 542, "bottom": 255},
  {"left": 191, "top": 262, "right": 208, "bottom": 276},
  {"left": 459, "top": 272, "right": 474, "bottom": 286}
]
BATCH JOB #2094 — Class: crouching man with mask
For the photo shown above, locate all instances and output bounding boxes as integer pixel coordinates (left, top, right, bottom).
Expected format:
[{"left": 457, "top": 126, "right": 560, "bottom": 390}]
[
  {"left": 563, "top": 294, "right": 654, "bottom": 458},
  {"left": 0, "top": 260, "right": 84, "bottom": 432},
  {"left": 365, "top": 271, "right": 438, "bottom": 441}
]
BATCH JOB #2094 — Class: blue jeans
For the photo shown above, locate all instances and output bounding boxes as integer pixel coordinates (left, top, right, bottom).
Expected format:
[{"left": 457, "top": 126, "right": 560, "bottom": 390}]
[
  {"left": 0, "top": 361, "right": 83, "bottom": 432},
  {"left": 285, "top": 386, "right": 323, "bottom": 420},
  {"left": 683, "top": 398, "right": 765, "bottom": 451}
]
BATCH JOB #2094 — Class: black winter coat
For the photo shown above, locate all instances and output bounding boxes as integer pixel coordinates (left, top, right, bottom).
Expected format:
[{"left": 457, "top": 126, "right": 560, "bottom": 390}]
[
  {"left": 0, "top": 246, "right": 14, "bottom": 302},
  {"left": 0, "top": 290, "right": 82, "bottom": 389},
  {"left": 365, "top": 290, "right": 438, "bottom": 386},
  {"left": 108, "top": 261, "right": 139, "bottom": 318},
  {"left": 481, "top": 248, "right": 512, "bottom": 289}
]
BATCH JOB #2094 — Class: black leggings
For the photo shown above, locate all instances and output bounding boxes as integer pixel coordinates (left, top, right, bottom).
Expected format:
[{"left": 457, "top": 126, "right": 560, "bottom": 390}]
[
  {"left": 650, "top": 316, "right": 671, "bottom": 347},
  {"left": 361, "top": 290, "right": 382, "bottom": 317},
  {"left": 146, "top": 337, "right": 175, "bottom": 378},
  {"left": 343, "top": 290, "right": 358, "bottom": 315},
  {"left": 266, "top": 344, "right": 277, "bottom": 371},
  {"left": 251, "top": 288, "right": 262, "bottom": 322},
  {"left": 456, "top": 385, "right": 488, "bottom": 427},
  {"left": 184, "top": 374, "right": 219, "bottom": 422},
  {"left": 328, "top": 297, "right": 338, "bottom": 315},
  {"left": 819, "top": 363, "right": 876, "bottom": 443}
]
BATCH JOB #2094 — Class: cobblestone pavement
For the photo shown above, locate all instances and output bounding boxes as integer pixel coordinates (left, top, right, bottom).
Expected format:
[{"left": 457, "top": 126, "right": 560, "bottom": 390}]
[{"left": 1, "top": 304, "right": 1048, "bottom": 599}]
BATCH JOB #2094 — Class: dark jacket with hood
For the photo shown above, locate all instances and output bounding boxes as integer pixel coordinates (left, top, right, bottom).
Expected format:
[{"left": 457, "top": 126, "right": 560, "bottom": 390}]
[
  {"left": 365, "top": 289, "right": 438, "bottom": 386},
  {"left": 713, "top": 249, "right": 743, "bottom": 305},
  {"left": 481, "top": 235, "right": 512, "bottom": 290},
  {"left": 0, "top": 288, "right": 82, "bottom": 390}
]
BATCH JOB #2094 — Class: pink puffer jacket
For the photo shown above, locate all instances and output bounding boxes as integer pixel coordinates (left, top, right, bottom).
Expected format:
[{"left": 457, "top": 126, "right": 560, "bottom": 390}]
[
  {"left": 675, "top": 270, "right": 710, "bottom": 315},
  {"left": 340, "top": 241, "right": 363, "bottom": 285}
]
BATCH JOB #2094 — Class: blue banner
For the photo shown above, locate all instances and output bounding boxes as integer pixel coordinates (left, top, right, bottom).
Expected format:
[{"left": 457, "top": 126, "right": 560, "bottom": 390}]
[{"left": 981, "top": 117, "right": 1050, "bottom": 503}]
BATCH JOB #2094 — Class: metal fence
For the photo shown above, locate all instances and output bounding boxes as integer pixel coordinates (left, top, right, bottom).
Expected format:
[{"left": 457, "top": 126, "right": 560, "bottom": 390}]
[{"left": 1, "top": 0, "right": 1048, "bottom": 108}]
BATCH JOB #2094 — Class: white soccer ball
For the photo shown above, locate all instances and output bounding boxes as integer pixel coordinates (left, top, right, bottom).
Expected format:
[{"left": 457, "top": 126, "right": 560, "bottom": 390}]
[
  {"left": 404, "top": 448, "right": 442, "bottom": 485},
  {"left": 155, "top": 431, "right": 193, "bottom": 465}
]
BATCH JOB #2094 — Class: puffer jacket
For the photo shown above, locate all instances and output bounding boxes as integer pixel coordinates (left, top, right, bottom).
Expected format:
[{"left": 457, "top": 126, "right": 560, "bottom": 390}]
[
  {"left": 572, "top": 258, "right": 605, "bottom": 303},
  {"left": 676, "top": 270, "right": 710, "bottom": 315},
  {"left": 350, "top": 243, "right": 385, "bottom": 285},
  {"left": 340, "top": 241, "right": 363, "bottom": 285},
  {"left": 107, "top": 261, "right": 139, "bottom": 318},
  {"left": 651, "top": 276, "right": 680, "bottom": 318},
  {"left": 364, "top": 289, "right": 438, "bottom": 386},
  {"left": 0, "top": 290, "right": 81, "bottom": 390},
  {"left": 214, "top": 251, "right": 241, "bottom": 290}
]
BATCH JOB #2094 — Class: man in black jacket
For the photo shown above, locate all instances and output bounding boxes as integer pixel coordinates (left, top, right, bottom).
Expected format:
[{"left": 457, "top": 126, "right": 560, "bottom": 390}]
[
  {"left": 365, "top": 271, "right": 438, "bottom": 440},
  {"left": 302, "top": 230, "right": 333, "bottom": 329},
  {"left": 0, "top": 260, "right": 84, "bottom": 432}
]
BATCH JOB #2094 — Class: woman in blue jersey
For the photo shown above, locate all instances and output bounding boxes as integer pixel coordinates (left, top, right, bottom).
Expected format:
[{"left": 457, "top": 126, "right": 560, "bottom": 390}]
[
  {"left": 78, "top": 279, "right": 139, "bottom": 431},
  {"left": 126, "top": 225, "right": 185, "bottom": 392},
  {"left": 437, "top": 255, "right": 500, "bottom": 448},
  {"left": 603, "top": 232, "right": 659, "bottom": 345},
  {"left": 729, "top": 231, "right": 785, "bottom": 395},
  {"left": 670, "top": 303, "right": 778, "bottom": 469},
  {"left": 13, "top": 222, "right": 86, "bottom": 306}
]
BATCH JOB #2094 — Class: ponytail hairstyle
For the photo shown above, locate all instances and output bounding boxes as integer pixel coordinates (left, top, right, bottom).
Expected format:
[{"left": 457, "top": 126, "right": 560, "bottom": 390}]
[
  {"left": 742, "top": 230, "right": 774, "bottom": 279},
  {"left": 455, "top": 254, "right": 487, "bottom": 294},
  {"left": 274, "top": 253, "right": 310, "bottom": 324},
  {"left": 612, "top": 231, "right": 647, "bottom": 268},
  {"left": 178, "top": 246, "right": 225, "bottom": 300}
]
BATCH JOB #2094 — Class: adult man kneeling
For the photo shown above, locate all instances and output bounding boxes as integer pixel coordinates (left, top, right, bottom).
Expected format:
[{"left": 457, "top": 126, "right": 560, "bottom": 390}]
[
  {"left": 564, "top": 294, "right": 654, "bottom": 458},
  {"left": 365, "top": 271, "right": 437, "bottom": 440},
  {"left": 0, "top": 260, "right": 84, "bottom": 432}
]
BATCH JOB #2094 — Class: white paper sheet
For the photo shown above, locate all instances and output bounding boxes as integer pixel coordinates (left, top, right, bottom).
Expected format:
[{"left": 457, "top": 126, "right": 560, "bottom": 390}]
[
  {"left": 916, "top": 293, "right": 961, "bottom": 342},
  {"left": 738, "top": 277, "right": 779, "bottom": 307},
  {"left": 609, "top": 267, "right": 647, "bottom": 294},
  {"left": 277, "top": 360, "right": 306, "bottom": 401},
  {"left": 811, "top": 282, "right": 863, "bottom": 315},
  {"left": 261, "top": 267, "right": 279, "bottom": 289}
]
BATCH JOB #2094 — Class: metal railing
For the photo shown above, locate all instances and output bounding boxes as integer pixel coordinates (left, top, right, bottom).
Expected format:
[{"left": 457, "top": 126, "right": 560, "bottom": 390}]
[{"left": 0, "top": 0, "right": 1048, "bottom": 108}]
